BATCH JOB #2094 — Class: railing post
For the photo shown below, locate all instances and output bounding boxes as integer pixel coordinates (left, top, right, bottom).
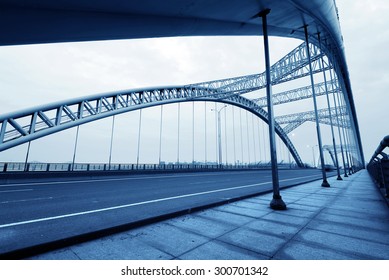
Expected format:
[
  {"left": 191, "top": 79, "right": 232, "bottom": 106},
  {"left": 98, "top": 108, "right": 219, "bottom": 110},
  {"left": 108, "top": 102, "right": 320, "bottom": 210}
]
[
  {"left": 304, "top": 25, "right": 330, "bottom": 188},
  {"left": 259, "top": 9, "right": 286, "bottom": 210},
  {"left": 382, "top": 160, "right": 389, "bottom": 197}
]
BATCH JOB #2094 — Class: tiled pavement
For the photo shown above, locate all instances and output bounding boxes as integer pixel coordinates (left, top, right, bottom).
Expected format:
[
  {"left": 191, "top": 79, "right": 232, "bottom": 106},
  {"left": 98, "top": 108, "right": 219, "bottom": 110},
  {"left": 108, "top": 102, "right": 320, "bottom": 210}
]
[{"left": 29, "top": 170, "right": 389, "bottom": 260}]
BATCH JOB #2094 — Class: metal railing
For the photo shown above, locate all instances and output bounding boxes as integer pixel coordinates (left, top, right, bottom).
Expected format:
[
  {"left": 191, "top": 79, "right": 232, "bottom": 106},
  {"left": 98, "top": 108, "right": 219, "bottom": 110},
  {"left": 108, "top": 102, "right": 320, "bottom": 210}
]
[
  {"left": 367, "top": 135, "right": 389, "bottom": 197},
  {"left": 0, "top": 161, "right": 302, "bottom": 173}
]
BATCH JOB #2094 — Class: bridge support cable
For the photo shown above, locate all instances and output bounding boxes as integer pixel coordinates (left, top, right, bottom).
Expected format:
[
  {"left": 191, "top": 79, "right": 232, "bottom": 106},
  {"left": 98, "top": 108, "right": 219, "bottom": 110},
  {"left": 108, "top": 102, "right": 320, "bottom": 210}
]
[
  {"left": 245, "top": 111, "right": 251, "bottom": 164},
  {"left": 259, "top": 9, "right": 286, "bottom": 210},
  {"left": 213, "top": 104, "right": 227, "bottom": 165},
  {"left": 238, "top": 109, "right": 243, "bottom": 164},
  {"left": 336, "top": 87, "right": 352, "bottom": 175},
  {"left": 344, "top": 109, "right": 356, "bottom": 174},
  {"left": 159, "top": 105, "right": 163, "bottom": 165},
  {"left": 136, "top": 109, "right": 142, "bottom": 165},
  {"left": 177, "top": 103, "right": 180, "bottom": 164},
  {"left": 261, "top": 121, "right": 267, "bottom": 164},
  {"left": 24, "top": 141, "right": 32, "bottom": 172},
  {"left": 204, "top": 102, "right": 207, "bottom": 164},
  {"left": 251, "top": 113, "right": 257, "bottom": 164},
  {"left": 318, "top": 33, "right": 342, "bottom": 181},
  {"left": 330, "top": 54, "right": 364, "bottom": 170},
  {"left": 232, "top": 106, "right": 237, "bottom": 165},
  {"left": 192, "top": 102, "right": 195, "bottom": 164},
  {"left": 333, "top": 83, "right": 349, "bottom": 177},
  {"left": 72, "top": 126, "right": 80, "bottom": 172},
  {"left": 108, "top": 115, "right": 116, "bottom": 169},
  {"left": 256, "top": 117, "right": 261, "bottom": 163},
  {"left": 341, "top": 94, "right": 355, "bottom": 174},
  {"left": 330, "top": 68, "right": 348, "bottom": 177},
  {"left": 213, "top": 103, "right": 218, "bottom": 164},
  {"left": 224, "top": 106, "right": 228, "bottom": 164},
  {"left": 304, "top": 25, "right": 330, "bottom": 188}
]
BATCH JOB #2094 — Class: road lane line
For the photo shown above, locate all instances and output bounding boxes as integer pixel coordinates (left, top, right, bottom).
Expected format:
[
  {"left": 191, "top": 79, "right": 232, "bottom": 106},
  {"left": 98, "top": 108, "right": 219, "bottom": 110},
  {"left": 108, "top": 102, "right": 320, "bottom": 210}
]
[
  {"left": 0, "top": 174, "right": 320, "bottom": 229},
  {"left": 0, "top": 197, "right": 53, "bottom": 204},
  {"left": 0, "top": 170, "right": 299, "bottom": 187},
  {"left": 0, "top": 189, "right": 34, "bottom": 193}
]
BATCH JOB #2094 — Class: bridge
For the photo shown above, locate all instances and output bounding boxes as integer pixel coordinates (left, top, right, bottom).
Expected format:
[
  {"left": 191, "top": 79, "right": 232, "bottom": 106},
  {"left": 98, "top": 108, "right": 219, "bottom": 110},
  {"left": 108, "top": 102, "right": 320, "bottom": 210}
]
[{"left": 0, "top": 0, "right": 387, "bottom": 262}]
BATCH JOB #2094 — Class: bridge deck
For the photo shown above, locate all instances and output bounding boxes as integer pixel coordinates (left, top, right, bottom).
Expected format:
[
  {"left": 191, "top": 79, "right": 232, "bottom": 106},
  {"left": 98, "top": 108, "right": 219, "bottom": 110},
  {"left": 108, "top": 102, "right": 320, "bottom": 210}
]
[{"left": 28, "top": 170, "right": 389, "bottom": 260}]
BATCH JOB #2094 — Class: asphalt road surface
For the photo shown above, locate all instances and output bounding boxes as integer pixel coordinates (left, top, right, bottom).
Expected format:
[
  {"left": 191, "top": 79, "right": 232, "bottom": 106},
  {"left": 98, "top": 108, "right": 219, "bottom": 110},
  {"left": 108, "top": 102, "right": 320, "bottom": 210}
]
[{"left": 0, "top": 169, "right": 328, "bottom": 256}]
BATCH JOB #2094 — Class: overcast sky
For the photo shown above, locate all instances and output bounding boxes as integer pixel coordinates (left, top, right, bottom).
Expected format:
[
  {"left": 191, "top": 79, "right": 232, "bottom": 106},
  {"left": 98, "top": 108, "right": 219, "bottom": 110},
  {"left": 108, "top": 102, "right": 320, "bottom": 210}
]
[{"left": 0, "top": 0, "right": 387, "bottom": 167}]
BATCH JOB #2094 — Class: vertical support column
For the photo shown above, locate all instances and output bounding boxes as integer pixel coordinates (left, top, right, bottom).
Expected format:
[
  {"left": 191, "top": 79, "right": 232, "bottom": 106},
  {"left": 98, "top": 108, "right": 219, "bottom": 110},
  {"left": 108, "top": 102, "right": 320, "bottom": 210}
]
[
  {"left": 304, "top": 25, "right": 330, "bottom": 188},
  {"left": 318, "top": 34, "right": 342, "bottom": 181},
  {"left": 259, "top": 9, "right": 286, "bottom": 210}
]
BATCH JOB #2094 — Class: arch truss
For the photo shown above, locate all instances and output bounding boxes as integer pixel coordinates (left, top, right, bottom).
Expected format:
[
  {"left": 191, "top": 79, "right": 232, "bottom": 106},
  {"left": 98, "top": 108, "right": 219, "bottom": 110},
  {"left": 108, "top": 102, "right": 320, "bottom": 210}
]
[
  {"left": 0, "top": 41, "right": 349, "bottom": 168},
  {"left": 0, "top": 85, "right": 304, "bottom": 167}
]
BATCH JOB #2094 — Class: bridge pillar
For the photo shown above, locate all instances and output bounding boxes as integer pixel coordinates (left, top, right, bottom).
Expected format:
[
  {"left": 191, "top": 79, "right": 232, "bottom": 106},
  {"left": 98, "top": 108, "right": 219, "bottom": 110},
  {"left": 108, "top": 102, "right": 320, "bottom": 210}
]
[
  {"left": 259, "top": 9, "right": 286, "bottom": 210},
  {"left": 304, "top": 25, "right": 330, "bottom": 188}
]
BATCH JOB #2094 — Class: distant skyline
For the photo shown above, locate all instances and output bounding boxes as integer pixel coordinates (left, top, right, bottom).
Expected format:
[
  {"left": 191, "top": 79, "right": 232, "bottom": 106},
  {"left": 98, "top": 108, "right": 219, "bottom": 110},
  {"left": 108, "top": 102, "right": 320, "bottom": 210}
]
[{"left": 0, "top": 0, "right": 387, "bottom": 166}]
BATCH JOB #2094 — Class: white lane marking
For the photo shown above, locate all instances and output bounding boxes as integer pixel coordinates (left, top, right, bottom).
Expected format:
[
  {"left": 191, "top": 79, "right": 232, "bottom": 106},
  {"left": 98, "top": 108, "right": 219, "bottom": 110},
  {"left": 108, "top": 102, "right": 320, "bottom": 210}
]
[
  {"left": 0, "top": 174, "right": 320, "bottom": 229},
  {"left": 189, "top": 180, "right": 217, "bottom": 185},
  {"left": 0, "top": 197, "right": 53, "bottom": 204},
  {"left": 0, "top": 189, "right": 34, "bottom": 193},
  {"left": 0, "top": 170, "right": 283, "bottom": 188}
]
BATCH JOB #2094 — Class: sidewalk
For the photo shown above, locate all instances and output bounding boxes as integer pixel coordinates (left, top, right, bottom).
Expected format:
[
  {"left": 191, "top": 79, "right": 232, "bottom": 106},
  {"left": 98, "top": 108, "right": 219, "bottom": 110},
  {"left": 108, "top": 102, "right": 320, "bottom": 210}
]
[{"left": 29, "top": 170, "right": 389, "bottom": 260}]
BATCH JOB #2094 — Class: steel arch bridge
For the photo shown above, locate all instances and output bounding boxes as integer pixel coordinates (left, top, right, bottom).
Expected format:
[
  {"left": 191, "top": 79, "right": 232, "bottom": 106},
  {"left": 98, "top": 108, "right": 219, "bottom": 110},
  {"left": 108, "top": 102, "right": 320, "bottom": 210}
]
[
  {"left": 0, "top": 84, "right": 304, "bottom": 167},
  {"left": 0, "top": 0, "right": 365, "bottom": 168}
]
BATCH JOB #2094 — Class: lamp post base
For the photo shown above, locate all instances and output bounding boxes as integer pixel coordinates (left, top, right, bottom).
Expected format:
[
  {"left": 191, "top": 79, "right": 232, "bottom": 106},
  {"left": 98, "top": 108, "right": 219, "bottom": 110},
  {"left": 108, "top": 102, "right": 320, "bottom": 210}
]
[
  {"left": 321, "top": 179, "right": 331, "bottom": 188},
  {"left": 270, "top": 194, "right": 287, "bottom": 210},
  {"left": 336, "top": 175, "right": 343, "bottom": 181}
]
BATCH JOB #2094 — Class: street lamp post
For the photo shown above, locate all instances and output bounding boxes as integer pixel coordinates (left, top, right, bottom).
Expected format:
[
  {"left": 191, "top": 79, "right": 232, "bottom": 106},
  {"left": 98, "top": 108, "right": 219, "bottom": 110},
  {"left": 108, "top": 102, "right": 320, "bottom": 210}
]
[
  {"left": 307, "top": 145, "right": 316, "bottom": 168},
  {"left": 212, "top": 105, "right": 227, "bottom": 165}
]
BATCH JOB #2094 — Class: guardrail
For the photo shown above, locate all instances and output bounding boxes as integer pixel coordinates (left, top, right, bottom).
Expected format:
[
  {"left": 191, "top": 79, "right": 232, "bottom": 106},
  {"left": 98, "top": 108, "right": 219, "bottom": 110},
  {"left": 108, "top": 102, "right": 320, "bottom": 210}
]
[
  {"left": 367, "top": 135, "right": 389, "bottom": 198},
  {"left": 0, "top": 162, "right": 301, "bottom": 173}
]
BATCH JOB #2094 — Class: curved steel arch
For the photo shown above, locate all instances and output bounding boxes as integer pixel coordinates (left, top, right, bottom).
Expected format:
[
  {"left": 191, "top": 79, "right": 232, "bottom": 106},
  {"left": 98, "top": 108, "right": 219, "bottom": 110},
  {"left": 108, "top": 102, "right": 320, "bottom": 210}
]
[
  {"left": 0, "top": 0, "right": 364, "bottom": 167},
  {"left": 0, "top": 85, "right": 304, "bottom": 167}
]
